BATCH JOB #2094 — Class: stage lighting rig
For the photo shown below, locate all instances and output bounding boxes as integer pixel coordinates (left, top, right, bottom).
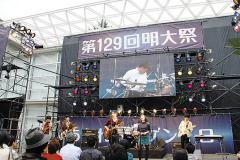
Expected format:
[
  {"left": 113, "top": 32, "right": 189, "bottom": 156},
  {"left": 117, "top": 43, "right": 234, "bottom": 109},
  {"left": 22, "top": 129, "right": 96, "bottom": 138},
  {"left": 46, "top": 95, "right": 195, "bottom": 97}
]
[
  {"left": 73, "top": 100, "right": 77, "bottom": 106},
  {"left": 179, "top": 81, "right": 185, "bottom": 89},
  {"left": 161, "top": 108, "right": 167, "bottom": 115},
  {"left": 193, "top": 107, "right": 198, "bottom": 115},
  {"left": 91, "top": 110, "right": 95, "bottom": 117},
  {"left": 83, "top": 88, "right": 89, "bottom": 96},
  {"left": 199, "top": 80, "right": 205, "bottom": 88},
  {"left": 83, "top": 100, "right": 88, "bottom": 106},
  {"left": 83, "top": 75, "right": 89, "bottom": 82},
  {"left": 201, "top": 94, "right": 206, "bottom": 102},
  {"left": 83, "top": 63, "right": 90, "bottom": 71},
  {"left": 153, "top": 109, "right": 157, "bottom": 116},
  {"left": 92, "top": 61, "right": 97, "bottom": 70},
  {"left": 75, "top": 74, "right": 81, "bottom": 82},
  {"left": 197, "top": 52, "right": 204, "bottom": 61},
  {"left": 188, "top": 94, "right": 195, "bottom": 102},
  {"left": 182, "top": 108, "right": 187, "bottom": 115},
  {"left": 177, "top": 68, "right": 183, "bottom": 76},
  {"left": 93, "top": 75, "right": 98, "bottom": 82},
  {"left": 83, "top": 110, "right": 87, "bottom": 117},
  {"left": 195, "top": 65, "right": 203, "bottom": 75},
  {"left": 171, "top": 108, "right": 176, "bottom": 116},
  {"left": 76, "top": 63, "right": 81, "bottom": 71},
  {"left": 140, "top": 108, "right": 145, "bottom": 115},
  {"left": 175, "top": 54, "right": 181, "bottom": 63},
  {"left": 186, "top": 53, "right": 191, "bottom": 62},
  {"left": 187, "top": 67, "right": 193, "bottom": 76},
  {"left": 187, "top": 80, "right": 193, "bottom": 89}
]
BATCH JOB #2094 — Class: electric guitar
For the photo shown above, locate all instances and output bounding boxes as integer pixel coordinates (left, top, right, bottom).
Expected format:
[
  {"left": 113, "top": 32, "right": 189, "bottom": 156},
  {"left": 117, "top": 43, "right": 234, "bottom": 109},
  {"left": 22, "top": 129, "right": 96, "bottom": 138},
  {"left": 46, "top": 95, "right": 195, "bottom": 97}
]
[{"left": 178, "top": 125, "right": 196, "bottom": 137}]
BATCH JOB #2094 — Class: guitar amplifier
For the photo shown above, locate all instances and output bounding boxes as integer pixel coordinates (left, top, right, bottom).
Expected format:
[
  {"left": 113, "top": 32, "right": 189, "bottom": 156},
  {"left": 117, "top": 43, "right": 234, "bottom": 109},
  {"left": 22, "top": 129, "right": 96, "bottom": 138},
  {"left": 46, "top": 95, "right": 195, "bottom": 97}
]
[{"left": 81, "top": 129, "right": 98, "bottom": 148}]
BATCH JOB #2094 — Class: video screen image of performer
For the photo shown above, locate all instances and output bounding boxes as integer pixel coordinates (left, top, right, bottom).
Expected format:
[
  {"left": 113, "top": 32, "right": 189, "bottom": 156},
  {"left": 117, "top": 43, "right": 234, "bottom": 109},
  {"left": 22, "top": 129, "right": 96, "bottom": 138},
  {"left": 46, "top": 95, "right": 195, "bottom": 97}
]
[
  {"left": 178, "top": 115, "right": 196, "bottom": 149},
  {"left": 137, "top": 114, "right": 151, "bottom": 160},
  {"left": 122, "top": 63, "right": 148, "bottom": 98},
  {"left": 41, "top": 116, "right": 52, "bottom": 135},
  {"left": 104, "top": 111, "right": 123, "bottom": 145},
  {"left": 60, "top": 115, "right": 76, "bottom": 141}
]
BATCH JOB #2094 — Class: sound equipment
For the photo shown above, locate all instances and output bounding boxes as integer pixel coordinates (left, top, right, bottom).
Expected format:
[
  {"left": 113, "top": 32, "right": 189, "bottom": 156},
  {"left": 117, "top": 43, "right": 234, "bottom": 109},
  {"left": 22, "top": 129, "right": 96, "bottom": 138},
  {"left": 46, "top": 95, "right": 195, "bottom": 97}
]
[{"left": 81, "top": 129, "right": 98, "bottom": 148}]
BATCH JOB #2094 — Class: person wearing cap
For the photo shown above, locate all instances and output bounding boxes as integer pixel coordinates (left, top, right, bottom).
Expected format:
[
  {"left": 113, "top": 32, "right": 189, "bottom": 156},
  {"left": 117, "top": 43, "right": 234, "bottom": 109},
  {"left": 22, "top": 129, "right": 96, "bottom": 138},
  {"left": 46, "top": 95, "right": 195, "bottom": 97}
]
[
  {"left": 60, "top": 132, "right": 82, "bottom": 160},
  {"left": 21, "top": 127, "right": 51, "bottom": 160}
]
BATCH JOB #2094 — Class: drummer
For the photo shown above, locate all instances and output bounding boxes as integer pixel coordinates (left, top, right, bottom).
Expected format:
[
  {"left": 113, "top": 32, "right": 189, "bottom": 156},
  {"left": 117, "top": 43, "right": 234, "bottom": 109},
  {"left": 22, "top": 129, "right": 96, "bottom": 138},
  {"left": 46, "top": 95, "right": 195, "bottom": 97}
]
[{"left": 122, "top": 63, "right": 149, "bottom": 97}]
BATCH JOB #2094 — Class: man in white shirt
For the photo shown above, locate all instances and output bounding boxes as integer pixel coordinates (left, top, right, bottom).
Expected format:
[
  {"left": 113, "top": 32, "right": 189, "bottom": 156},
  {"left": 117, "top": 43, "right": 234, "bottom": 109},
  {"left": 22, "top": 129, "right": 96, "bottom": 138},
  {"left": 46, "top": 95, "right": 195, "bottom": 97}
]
[
  {"left": 122, "top": 63, "right": 148, "bottom": 97},
  {"left": 178, "top": 115, "right": 194, "bottom": 149},
  {"left": 60, "top": 132, "right": 82, "bottom": 160}
]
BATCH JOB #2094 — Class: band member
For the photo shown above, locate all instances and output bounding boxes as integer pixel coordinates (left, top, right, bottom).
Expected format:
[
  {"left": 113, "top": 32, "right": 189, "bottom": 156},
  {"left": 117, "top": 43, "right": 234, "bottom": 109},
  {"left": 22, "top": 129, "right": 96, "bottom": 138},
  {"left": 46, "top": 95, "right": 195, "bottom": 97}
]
[
  {"left": 178, "top": 115, "right": 194, "bottom": 149},
  {"left": 60, "top": 115, "right": 74, "bottom": 140},
  {"left": 104, "top": 110, "right": 123, "bottom": 145},
  {"left": 41, "top": 116, "right": 52, "bottom": 135},
  {"left": 137, "top": 114, "right": 150, "bottom": 160},
  {"left": 122, "top": 63, "right": 149, "bottom": 97}
]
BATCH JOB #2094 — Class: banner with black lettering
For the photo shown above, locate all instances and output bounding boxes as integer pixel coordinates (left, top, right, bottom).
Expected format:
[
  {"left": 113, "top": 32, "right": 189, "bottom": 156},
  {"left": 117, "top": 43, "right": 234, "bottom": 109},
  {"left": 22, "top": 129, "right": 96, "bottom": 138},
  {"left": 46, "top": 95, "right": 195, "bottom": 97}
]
[
  {"left": 0, "top": 26, "right": 10, "bottom": 77},
  {"left": 78, "top": 22, "right": 203, "bottom": 59}
]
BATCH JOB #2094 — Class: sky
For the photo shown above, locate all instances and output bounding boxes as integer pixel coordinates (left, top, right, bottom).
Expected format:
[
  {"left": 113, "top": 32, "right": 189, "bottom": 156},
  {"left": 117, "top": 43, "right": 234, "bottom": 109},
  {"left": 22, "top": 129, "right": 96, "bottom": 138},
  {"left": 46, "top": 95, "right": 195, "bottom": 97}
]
[{"left": 0, "top": 0, "right": 104, "bottom": 20}]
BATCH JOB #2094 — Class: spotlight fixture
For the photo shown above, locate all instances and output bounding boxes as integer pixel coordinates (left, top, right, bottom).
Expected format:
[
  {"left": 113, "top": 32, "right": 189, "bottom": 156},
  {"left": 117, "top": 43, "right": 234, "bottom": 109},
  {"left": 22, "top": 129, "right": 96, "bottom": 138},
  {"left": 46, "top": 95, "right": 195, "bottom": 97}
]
[
  {"left": 175, "top": 54, "right": 181, "bottom": 63},
  {"left": 100, "top": 109, "right": 104, "bottom": 117},
  {"left": 171, "top": 108, "right": 176, "bottom": 116},
  {"left": 71, "top": 62, "right": 76, "bottom": 66},
  {"left": 83, "top": 63, "right": 90, "bottom": 71},
  {"left": 199, "top": 80, "right": 205, "bottom": 88},
  {"left": 75, "top": 74, "right": 81, "bottom": 82},
  {"left": 83, "top": 75, "right": 89, "bottom": 82},
  {"left": 186, "top": 53, "right": 191, "bottom": 62},
  {"left": 187, "top": 80, "right": 193, "bottom": 89},
  {"left": 207, "top": 58, "right": 214, "bottom": 63},
  {"left": 83, "top": 100, "right": 88, "bottom": 106},
  {"left": 188, "top": 95, "right": 194, "bottom": 102},
  {"left": 67, "top": 92, "right": 73, "bottom": 97},
  {"left": 161, "top": 108, "right": 167, "bottom": 115},
  {"left": 153, "top": 109, "right": 157, "bottom": 116},
  {"left": 76, "top": 63, "right": 81, "bottom": 71},
  {"left": 182, "top": 108, "right": 187, "bottom": 115},
  {"left": 92, "top": 62, "right": 97, "bottom": 70},
  {"left": 73, "top": 87, "right": 78, "bottom": 95},
  {"left": 187, "top": 67, "right": 193, "bottom": 76},
  {"left": 177, "top": 68, "right": 183, "bottom": 76},
  {"left": 179, "top": 81, "right": 185, "bottom": 89},
  {"left": 83, "top": 110, "right": 87, "bottom": 117},
  {"left": 127, "top": 110, "right": 132, "bottom": 117},
  {"left": 211, "top": 84, "right": 217, "bottom": 89},
  {"left": 83, "top": 88, "right": 89, "bottom": 96},
  {"left": 201, "top": 94, "right": 206, "bottom": 102},
  {"left": 197, "top": 52, "right": 204, "bottom": 61},
  {"left": 195, "top": 65, "right": 203, "bottom": 75},
  {"left": 73, "top": 100, "right": 77, "bottom": 106},
  {"left": 193, "top": 107, "right": 197, "bottom": 115},
  {"left": 140, "top": 108, "right": 144, "bottom": 115},
  {"left": 91, "top": 110, "right": 95, "bottom": 117},
  {"left": 70, "top": 70, "right": 75, "bottom": 75},
  {"left": 93, "top": 75, "right": 98, "bottom": 82},
  {"left": 69, "top": 80, "right": 75, "bottom": 85}
]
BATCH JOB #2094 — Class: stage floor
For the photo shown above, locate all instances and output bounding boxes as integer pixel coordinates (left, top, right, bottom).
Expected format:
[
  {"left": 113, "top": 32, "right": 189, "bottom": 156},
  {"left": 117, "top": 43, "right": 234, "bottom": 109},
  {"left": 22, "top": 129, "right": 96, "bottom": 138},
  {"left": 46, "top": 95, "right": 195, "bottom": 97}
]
[{"left": 132, "top": 154, "right": 238, "bottom": 160}]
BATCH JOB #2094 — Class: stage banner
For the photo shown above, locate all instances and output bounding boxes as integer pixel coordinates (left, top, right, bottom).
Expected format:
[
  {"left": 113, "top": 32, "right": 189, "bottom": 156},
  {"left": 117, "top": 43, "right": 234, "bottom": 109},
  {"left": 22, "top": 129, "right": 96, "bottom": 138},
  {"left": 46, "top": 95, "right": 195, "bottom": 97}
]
[
  {"left": 68, "top": 114, "right": 234, "bottom": 153},
  {"left": 0, "top": 26, "right": 10, "bottom": 77},
  {"left": 78, "top": 22, "right": 203, "bottom": 59}
]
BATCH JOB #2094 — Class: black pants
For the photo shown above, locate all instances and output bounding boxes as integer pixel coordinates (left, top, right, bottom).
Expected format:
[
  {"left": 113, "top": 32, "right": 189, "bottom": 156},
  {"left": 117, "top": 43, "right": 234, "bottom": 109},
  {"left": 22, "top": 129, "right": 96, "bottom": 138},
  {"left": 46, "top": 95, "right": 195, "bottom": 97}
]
[
  {"left": 138, "top": 145, "right": 149, "bottom": 160},
  {"left": 109, "top": 134, "right": 120, "bottom": 145},
  {"left": 181, "top": 134, "right": 189, "bottom": 149}
]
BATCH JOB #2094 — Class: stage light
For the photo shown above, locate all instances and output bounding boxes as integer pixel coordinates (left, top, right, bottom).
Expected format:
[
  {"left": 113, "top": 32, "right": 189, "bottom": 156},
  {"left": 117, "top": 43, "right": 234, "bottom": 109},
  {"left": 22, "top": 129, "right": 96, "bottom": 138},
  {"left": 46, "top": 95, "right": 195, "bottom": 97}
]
[
  {"left": 201, "top": 94, "right": 206, "bottom": 102},
  {"left": 197, "top": 52, "right": 204, "bottom": 61},
  {"left": 187, "top": 81, "right": 193, "bottom": 89},
  {"left": 70, "top": 70, "right": 75, "bottom": 75},
  {"left": 11, "top": 31, "right": 18, "bottom": 38},
  {"left": 93, "top": 75, "right": 98, "bottom": 82},
  {"left": 20, "top": 26, "right": 27, "bottom": 32},
  {"left": 73, "top": 100, "right": 77, "bottom": 106},
  {"left": 127, "top": 110, "right": 132, "bottom": 117},
  {"left": 177, "top": 68, "right": 183, "bottom": 76},
  {"left": 207, "top": 58, "right": 214, "bottom": 63},
  {"left": 83, "top": 100, "right": 88, "bottom": 106},
  {"left": 161, "top": 108, "right": 167, "bottom": 115},
  {"left": 71, "top": 62, "right": 76, "bottom": 66},
  {"left": 208, "top": 72, "right": 215, "bottom": 76},
  {"left": 69, "top": 80, "right": 75, "bottom": 85},
  {"left": 83, "top": 110, "right": 87, "bottom": 117},
  {"left": 193, "top": 107, "right": 197, "bottom": 115},
  {"left": 182, "top": 108, "right": 187, "bottom": 115},
  {"left": 189, "top": 93, "right": 195, "bottom": 102},
  {"left": 75, "top": 74, "right": 81, "bottom": 82},
  {"left": 187, "top": 67, "right": 193, "bottom": 75},
  {"left": 83, "top": 88, "right": 89, "bottom": 96},
  {"left": 91, "top": 110, "right": 95, "bottom": 117},
  {"left": 92, "top": 62, "right": 97, "bottom": 70},
  {"left": 83, "top": 75, "right": 88, "bottom": 82},
  {"left": 175, "top": 54, "right": 181, "bottom": 63},
  {"left": 186, "top": 53, "right": 191, "bottom": 62},
  {"left": 179, "top": 81, "right": 185, "bottom": 89},
  {"left": 76, "top": 63, "right": 81, "bottom": 71},
  {"left": 195, "top": 65, "right": 203, "bottom": 75},
  {"left": 199, "top": 80, "right": 205, "bottom": 88},
  {"left": 73, "top": 87, "right": 78, "bottom": 95},
  {"left": 153, "top": 109, "right": 157, "bottom": 114},
  {"left": 83, "top": 63, "right": 90, "bottom": 71},
  {"left": 67, "top": 92, "right": 73, "bottom": 97},
  {"left": 100, "top": 109, "right": 104, "bottom": 117},
  {"left": 211, "top": 84, "right": 217, "bottom": 89},
  {"left": 140, "top": 108, "right": 144, "bottom": 115},
  {"left": 171, "top": 108, "right": 176, "bottom": 116}
]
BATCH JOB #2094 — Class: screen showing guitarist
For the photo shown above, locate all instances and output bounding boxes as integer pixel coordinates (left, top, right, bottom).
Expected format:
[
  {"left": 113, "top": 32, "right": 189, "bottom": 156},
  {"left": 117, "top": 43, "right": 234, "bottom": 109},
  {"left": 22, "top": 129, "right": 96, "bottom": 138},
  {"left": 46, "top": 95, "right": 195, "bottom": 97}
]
[
  {"left": 41, "top": 116, "right": 52, "bottom": 135},
  {"left": 60, "top": 115, "right": 75, "bottom": 140},
  {"left": 104, "top": 111, "right": 123, "bottom": 145},
  {"left": 178, "top": 115, "right": 196, "bottom": 149}
]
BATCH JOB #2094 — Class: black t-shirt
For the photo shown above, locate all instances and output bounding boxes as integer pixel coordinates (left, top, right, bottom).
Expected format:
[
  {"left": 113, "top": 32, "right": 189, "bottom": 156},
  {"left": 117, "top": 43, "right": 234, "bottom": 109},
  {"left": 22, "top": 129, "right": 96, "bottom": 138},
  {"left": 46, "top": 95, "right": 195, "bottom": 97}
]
[{"left": 137, "top": 122, "right": 150, "bottom": 133}]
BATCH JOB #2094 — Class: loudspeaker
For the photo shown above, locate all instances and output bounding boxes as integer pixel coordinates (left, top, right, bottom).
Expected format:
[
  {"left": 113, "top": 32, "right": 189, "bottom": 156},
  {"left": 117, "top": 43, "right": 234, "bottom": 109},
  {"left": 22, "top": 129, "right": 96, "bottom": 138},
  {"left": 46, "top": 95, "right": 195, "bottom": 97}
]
[
  {"left": 172, "top": 142, "right": 182, "bottom": 153},
  {"left": 81, "top": 129, "right": 98, "bottom": 148}
]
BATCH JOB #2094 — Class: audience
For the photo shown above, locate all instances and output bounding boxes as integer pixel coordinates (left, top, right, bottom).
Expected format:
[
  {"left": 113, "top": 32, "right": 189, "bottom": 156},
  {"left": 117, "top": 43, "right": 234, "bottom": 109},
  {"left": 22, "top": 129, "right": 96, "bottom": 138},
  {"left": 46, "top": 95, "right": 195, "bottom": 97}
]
[
  {"left": 173, "top": 148, "right": 188, "bottom": 160},
  {"left": 0, "top": 130, "right": 19, "bottom": 160},
  {"left": 21, "top": 127, "right": 51, "bottom": 160},
  {"left": 8, "top": 135, "right": 19, "bottom": 159},
  {"left": 80, "top": 136, "right": 103, "bottom": 160},
  {"left": 42, "top": 138, "right": 63, "bottom": 160},
  {"left": 119, "top": 139, "right": 133, "bottom": 160},
  {"left": 105, "top": 143, "right": 128, "bottom": 160},
  {"left": 60, "top": 132, "right": 82, "bottom": 160}
]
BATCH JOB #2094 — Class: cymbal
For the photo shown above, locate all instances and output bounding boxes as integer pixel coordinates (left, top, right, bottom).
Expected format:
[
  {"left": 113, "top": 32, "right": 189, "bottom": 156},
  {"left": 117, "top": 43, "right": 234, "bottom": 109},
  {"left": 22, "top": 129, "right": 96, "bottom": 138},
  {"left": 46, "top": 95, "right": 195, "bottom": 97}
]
[{"left": 124, "top": 82, "right": 146, "bottom": 85}]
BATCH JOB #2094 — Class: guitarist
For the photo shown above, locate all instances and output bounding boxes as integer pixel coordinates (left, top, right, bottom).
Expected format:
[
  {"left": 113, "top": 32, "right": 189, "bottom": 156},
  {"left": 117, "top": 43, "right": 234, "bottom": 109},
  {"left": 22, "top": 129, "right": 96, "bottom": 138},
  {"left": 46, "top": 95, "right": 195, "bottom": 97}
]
[
  {"left": 104, "top": 111, "right": 123, "bottom": 145},
  {"left": 60, "top": 115, "right": 75, "bottom": 140},
  {"left": 178, "top": 115, "right": 194, "bottom": 149}
]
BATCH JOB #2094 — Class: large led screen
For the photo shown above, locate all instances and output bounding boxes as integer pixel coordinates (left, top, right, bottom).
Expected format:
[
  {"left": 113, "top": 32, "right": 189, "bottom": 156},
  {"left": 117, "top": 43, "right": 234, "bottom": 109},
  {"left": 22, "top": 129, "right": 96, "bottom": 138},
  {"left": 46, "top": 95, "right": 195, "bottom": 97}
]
[{"left": 99, "top": 54, "right": 175, "bottom": 99}]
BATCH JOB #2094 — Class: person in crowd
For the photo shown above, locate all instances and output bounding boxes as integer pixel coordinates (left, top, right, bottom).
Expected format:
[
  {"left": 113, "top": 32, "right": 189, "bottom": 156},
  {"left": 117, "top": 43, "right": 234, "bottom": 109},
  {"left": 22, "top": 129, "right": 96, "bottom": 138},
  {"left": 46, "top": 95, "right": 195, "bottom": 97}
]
[
  {"left": 21, "top": 127, "right": 51, "bottom": 160},
  {"left": 173, "top": 149, "right": 188, "bottom": 160},
  {"left": 186, "top": 143, "right": 202, "bottom": 160},
  {"left": 60, "top": 132, "right": 81, "bottom": 160},
  {"left": 60, "top": 115, "right": 75, "bottom": 141},
  {"left": 0, "top": 130, "right": 19, "bottom": 160},
  {"left": 137, "top": 114, "right": 151, "bottom": 160},
  {"left": 119, "top": 139, "right": 133, "bottom": 160},
  {"left": 104, "top": 110, "right": 123, "bottom": 145},
  {"left": 8, "top": 135, "right": 19, "bottom": 159},
  {"left": 42, "top": 138, "right": 62, "bottom": 160},
  {"left": 80, "top": 136, "right": 103, "bottom": 160},
  {"left": 41, "top": 116, "right": 52, "bottom": 135},
  {"left": 178, "top": 115, "right": 194, "bottom": 149},
  {"left": 105, "top": 143, "right": 128, "bottom": 160}
]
